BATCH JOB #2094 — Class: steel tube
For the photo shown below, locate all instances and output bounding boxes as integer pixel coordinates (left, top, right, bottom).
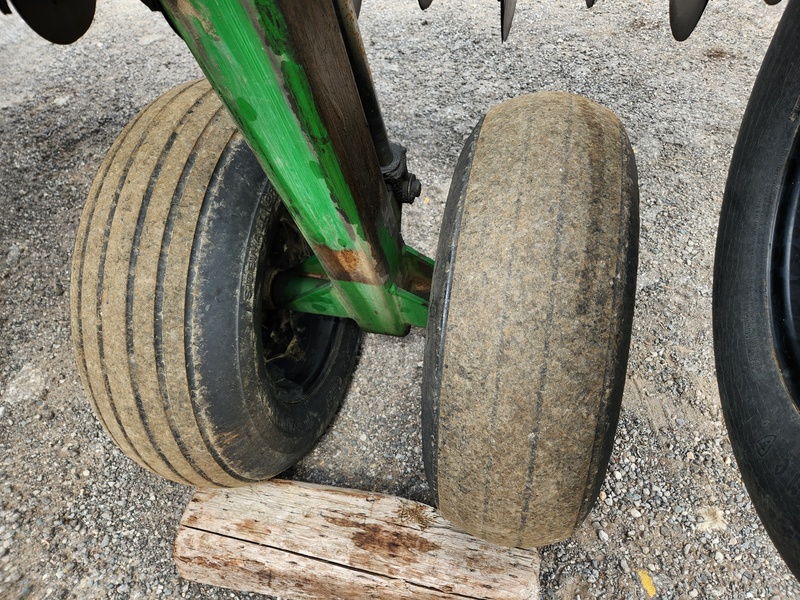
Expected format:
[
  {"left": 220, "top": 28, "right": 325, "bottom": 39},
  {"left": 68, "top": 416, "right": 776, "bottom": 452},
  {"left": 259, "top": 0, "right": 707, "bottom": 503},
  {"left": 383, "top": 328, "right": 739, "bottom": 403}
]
[
  {"left": 332, "top": 0, "right": 394, "bottom": 166},
  {"left": 159, "top": 0, "right": 431, "bottom": 334}
]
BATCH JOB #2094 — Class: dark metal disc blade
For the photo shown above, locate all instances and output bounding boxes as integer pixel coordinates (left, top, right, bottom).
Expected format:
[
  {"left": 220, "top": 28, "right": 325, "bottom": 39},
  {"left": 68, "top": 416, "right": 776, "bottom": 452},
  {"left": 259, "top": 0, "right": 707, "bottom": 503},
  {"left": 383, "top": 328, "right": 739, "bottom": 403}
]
[
  {"left": 419, "top": 0, "right": 433, "bottom": 9},
  {"left": 501, "top": 0, "right": 517, "bottom": 41},
  {"left": 765, "top": 0, "right": 782, "bottom": 6},
  {"left": 669, "top": 0, "right": 709, "bottom": 41},
  {"left": 8, "top": 0, "right": 95, "bottom": 44},
  {"left": 586, "top": 0, "right": 596, "bottom": 7}
]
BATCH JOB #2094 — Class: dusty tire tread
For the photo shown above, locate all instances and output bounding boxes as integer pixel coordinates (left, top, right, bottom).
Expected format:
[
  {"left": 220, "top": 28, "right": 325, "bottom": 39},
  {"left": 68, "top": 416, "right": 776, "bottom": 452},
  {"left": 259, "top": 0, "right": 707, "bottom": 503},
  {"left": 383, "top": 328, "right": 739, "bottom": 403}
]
[
  {"left": 154, "top": 105, "right": 248, "bottom": 485},
  {"left": 74, "top": 80, "right": 244, "bottom": 486},
  {"left": 576, "top": 112, "right": 638, "bottom": 531},
  {"left": 127, "top": 86, "right": 242, "bottom": 487},
  {"left": 73, "top": 78, "right": 361, "bottom": 487},
  {"left": 424, "top": 92, "right": 638, "bottom": 548},
  {"left": 71, "top": 102, "right": 150, "bottom": 440},
  {"left": 78, "top": 82, "right": 200, "bottom": 476},
  {"left": 129, "top": 99, "right": 231, "bottom": 487},
  {"left": 99, "top": 82, "right": 217, "bottom": 485}
]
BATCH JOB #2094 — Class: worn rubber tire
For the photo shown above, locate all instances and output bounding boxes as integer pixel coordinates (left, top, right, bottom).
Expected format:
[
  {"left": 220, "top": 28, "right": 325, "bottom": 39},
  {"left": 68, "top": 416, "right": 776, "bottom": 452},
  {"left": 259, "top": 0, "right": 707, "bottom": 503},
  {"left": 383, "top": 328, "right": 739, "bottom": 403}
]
[
  {"left": 422, "top": 92, "right": 639, "bottom": 548},
  {"left": 70, "top": 79, "right": 361, "bottom": 487},
  {"left": 713, "top": 0, "right": 800, "bottom": 580}
]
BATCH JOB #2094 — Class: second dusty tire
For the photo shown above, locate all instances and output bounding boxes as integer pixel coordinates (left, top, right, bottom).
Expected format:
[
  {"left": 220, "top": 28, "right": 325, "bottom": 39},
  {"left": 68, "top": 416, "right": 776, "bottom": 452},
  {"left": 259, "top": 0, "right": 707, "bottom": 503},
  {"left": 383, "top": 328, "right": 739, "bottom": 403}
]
[
  {"left": 71, "top": 80, "right": 361, "bottom": 487},
  {"left": 422, "top": 92, "right": 639, "bottom": 547}
]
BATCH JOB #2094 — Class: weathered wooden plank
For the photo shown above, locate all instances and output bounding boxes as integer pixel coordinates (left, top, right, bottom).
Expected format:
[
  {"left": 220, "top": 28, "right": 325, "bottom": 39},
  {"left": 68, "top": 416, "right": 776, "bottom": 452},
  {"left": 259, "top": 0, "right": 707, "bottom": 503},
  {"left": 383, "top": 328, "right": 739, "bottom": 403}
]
[
  {"left": 174, "top": 479, "right": 540, "bottom": 600},
  {"left": 177, "top": 528, "right": 481, "bottom": 600}
]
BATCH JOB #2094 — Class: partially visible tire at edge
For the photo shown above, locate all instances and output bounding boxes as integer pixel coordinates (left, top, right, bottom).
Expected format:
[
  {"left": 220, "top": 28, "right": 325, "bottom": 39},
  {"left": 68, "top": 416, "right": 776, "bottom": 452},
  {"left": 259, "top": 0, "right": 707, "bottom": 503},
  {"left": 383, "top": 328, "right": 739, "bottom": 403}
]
[
  {"left": 422, "top": 92, "right": 639, "bottom": 548},
  {"left": 713, "top": 0, "right": 800, "bottom": 579},
  {"left": 70, "top": 79, "right": 361, "bottom": 487}
]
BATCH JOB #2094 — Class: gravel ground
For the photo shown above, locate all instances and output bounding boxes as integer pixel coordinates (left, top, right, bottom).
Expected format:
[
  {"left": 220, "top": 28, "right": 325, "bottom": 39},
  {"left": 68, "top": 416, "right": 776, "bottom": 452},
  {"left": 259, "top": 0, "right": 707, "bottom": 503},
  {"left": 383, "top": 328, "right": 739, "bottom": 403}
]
[{"left": 1, "top": 0, "right": 798, "bottom": 598}]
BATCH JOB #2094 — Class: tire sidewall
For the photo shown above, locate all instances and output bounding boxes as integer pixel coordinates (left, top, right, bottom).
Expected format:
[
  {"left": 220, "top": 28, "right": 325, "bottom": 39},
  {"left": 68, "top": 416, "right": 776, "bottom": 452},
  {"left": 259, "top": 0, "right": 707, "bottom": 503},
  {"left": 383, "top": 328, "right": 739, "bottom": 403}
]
[
  {"left": 189, "top": 135, "right": 361, "bottom": 478},
  {"left": 713, "top": 0, "right": 800, "bottom": 575},
  {"left": 422, "top": 119, "right": 484, "bottom": 503}
]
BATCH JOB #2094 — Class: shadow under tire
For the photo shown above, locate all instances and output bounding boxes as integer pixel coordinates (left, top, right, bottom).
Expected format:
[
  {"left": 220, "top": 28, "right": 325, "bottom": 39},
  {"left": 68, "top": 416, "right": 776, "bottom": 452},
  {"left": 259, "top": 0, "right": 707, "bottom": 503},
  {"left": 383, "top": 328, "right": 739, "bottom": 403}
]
[
  {"left": 422, "top": 92, "right": 639, "bottom": 548},
  {"left": 713, "top": 0, "right": 800, "bottom": 579},
  {"left": 70, "top": 79, "right": 361, "bottom": 488}
]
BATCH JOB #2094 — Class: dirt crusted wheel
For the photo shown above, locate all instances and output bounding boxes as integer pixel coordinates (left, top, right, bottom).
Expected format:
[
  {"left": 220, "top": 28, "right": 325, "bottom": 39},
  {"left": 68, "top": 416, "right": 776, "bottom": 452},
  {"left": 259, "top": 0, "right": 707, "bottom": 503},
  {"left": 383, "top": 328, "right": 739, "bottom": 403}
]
[
  {"left": 70, "top": 79, "right": 361, "bottom": 487},
  {"left": 422, "top": 92, "right": 639, "bottom": 547},
  {"left": 714, "top": 0, "right": 800, "bottom": 579}
]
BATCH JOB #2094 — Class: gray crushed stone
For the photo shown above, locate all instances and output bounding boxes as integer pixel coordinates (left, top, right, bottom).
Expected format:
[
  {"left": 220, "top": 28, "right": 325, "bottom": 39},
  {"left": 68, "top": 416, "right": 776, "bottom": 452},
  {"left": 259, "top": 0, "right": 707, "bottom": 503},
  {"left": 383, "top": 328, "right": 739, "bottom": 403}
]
[{"left": 1, "top": 0, "right": 797, "bottom": 598}]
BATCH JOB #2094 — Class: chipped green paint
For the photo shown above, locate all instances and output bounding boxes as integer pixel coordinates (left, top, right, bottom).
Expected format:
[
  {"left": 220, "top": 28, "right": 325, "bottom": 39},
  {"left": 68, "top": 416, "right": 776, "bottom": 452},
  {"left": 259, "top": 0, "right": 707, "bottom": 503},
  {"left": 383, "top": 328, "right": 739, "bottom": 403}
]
[
  {"left": 389, "top": 285, "right": 429, "bottom": 329},
  {"left": 277, "top": 281, "right": 428, "bottom": 330},
  {"left": 163, "top": 0, "right": 356, "bottom": 250},
  {"left": 161, "top": 0, "right": 431, "bottom": 333},
  {"left": 276, "top": 245, "right": 432, "bottom": 331}
]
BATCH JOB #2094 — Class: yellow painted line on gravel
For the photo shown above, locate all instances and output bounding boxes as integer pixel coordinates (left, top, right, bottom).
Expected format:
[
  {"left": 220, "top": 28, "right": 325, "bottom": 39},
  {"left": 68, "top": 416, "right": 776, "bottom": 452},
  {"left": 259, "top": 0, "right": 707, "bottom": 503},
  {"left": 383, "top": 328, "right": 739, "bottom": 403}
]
[{"left": 637, "top": 569, "right": 657, "bottom": 598}]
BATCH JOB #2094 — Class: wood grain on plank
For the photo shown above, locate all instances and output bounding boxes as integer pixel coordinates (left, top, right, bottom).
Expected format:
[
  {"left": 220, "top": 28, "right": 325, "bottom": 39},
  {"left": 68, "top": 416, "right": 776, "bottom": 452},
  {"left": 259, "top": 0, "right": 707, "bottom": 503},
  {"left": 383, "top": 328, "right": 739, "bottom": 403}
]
[{"left": 174, "top": 479, "right": 539, "bottom": 599}]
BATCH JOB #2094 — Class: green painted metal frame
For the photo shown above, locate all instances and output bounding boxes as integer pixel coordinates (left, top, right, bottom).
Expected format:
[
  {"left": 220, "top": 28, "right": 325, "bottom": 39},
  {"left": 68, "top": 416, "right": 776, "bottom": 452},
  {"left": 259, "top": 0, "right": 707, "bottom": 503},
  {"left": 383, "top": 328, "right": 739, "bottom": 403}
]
[{"left": 160, "top": 0, "right": 432, "bottom": 334}]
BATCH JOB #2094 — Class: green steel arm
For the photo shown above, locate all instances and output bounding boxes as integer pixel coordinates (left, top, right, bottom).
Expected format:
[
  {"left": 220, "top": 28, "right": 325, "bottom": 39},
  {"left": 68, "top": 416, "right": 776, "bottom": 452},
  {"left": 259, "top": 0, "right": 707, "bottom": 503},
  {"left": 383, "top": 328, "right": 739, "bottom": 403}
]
[
  {"left": 160, "top": 0, "right": 431, "bottom": 334},
  {"left": 273, "top": 245, "right": 433, "bottom": 329}
]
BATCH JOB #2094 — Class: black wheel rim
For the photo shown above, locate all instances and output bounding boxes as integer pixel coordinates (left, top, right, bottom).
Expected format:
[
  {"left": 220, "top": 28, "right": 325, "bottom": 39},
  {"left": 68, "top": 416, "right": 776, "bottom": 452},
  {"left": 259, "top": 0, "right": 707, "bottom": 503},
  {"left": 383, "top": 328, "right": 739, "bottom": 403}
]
[
  {"left": 259, "top": 209, "right": 345, "bottom": 404},
  {"left": 770, "top": 131, "right": 800, "bottom": 407}
]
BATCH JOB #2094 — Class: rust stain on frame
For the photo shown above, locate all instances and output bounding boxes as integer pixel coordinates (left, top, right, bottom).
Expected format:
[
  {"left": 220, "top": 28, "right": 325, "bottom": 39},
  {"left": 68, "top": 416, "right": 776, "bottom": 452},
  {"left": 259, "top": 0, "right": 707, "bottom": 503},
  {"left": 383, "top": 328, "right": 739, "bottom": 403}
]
[{"left": 311, "top": 244, "right": 385, "bottom": 285}]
